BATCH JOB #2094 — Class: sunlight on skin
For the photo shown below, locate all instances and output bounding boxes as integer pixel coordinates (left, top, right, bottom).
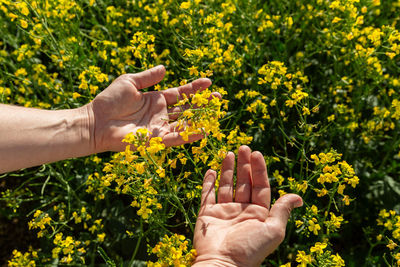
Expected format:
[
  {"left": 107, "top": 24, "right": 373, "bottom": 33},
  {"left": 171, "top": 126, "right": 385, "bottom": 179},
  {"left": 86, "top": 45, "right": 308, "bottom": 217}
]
[{"left": 193, "top": 146, "right": 303, "bottom": 267}]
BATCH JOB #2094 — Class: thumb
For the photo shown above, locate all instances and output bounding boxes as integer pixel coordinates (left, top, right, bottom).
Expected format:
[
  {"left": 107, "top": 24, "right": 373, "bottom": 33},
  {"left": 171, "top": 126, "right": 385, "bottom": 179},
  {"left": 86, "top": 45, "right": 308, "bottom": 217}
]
[
  {"left": 268, "top": 194, "right": 303, "bottom": 229},
  {"left": 130, "top": 65, "right": 166, "bottom": 90}
]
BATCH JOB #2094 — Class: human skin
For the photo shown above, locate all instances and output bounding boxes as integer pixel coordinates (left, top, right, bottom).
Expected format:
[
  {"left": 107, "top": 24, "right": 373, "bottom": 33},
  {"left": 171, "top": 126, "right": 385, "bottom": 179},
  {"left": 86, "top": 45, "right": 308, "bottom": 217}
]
[
  {"left": 192, "top": 146, "right": 303, "bottom": 267},
  {"left": 0, "top": 65, "right": 215, "bottom": 173}
]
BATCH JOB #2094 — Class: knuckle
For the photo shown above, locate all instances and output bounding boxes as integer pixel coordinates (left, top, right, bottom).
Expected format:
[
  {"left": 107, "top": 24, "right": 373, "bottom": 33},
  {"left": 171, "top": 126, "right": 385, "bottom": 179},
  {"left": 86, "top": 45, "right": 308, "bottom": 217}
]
[
  {"left": 118, "top": 74, "right": 130, "bottom": 80},
  {"left": 116, "top": 74, "right": 131, "bottom": 81},
  {"left": 117, "top": 74, "right": 137, "bottom": 87}
]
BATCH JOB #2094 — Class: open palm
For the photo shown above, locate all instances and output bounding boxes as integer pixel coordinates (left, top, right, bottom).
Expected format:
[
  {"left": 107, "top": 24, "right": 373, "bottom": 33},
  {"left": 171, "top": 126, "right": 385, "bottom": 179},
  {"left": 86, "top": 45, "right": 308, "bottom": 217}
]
[
  {"left": 88, "top": 65, "right": 213, "bottom": 153},
  {"left": 193, "top": 146, "right": 303, "bottom": 267}
]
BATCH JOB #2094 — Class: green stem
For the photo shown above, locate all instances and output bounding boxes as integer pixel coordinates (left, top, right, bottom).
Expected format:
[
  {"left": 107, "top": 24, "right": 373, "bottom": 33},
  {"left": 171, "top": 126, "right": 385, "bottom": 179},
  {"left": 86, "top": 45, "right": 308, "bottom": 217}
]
[
  {"left": 129, "top": 219, "right": 143, "bottom": 265},
  {"left": 173, "top": 194, "right": 194, "bottom": 233}
]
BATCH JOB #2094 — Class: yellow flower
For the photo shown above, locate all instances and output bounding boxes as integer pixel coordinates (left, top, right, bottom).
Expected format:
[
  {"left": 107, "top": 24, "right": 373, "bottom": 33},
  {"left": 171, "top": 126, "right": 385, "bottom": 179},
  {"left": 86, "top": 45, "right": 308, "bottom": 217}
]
[
  {"left": 308, "top": 218, "right": 321, "bottom": 235},
  {"left": 89, "top": 84, "right": 99, "bottom": 95},
  {"left": 156, "top": 167, "right": 165, "bottom": 178},
  {"left": 61, "top": 254, "right": 73, "bottom": 264},
  {"left": 328, "top": 114, "right": 335, "bottom": 122},
  {"left": 180, "top": 130, "right": 190, "bottom": 142},
  {"left": 135, "top": 162, "right": 146, "bottom": 174},
  {"left": 388, "top": 239, "right": 398, "bottom": 250},
  {"left": 97, "top": 233, "right": 106, "bottom": 242},
  {"left": 337, "top": 184, "right": 346, "bottom": 195},
  {"left": 33, "top": 210, "right": 42, "bottom": 218},
  {"left": 183, "top": 109, "right": 194, "bottom": 118},
  {"left": 192, "top": 93, "right": 209, "bottom": 107},
  {"left": 188, "top": 66, "right": 199, "bottom": 76},
  {"left": 278, "top": 190, "right": 287, "bottom": 196},
  {"left": 314, "top": 188, "right": 328, "bottom": 197},
  {"left": 332, "top": 17, "right": 342, "bottom": 23},
  {"left": 310, "top": 205, "right": 318, "bottom": 215},
  {"left": 302, "top": 106, "right": 310, "bottom": 115},
  {"left": 331, "top": 253, "right": 345, "bottom": 266},
  {"left": 310, "top": 154, "right": 319, "bottom": 164},
  {"left": 72, "top": 92, "right": 81, "bottom": 99},
  {"left": 342, "top": 195, "right": 350, "bottom": 205},
  {"left": 147, "top": 137, "right": 165, "bottom": 154},
  {"left": 15, "top": 68, "right": 28, "bottom": 77},
  {"left": 310, "top": 242, "right": 327, "bottom": 254},
  {"left": 296, "top": 251, "right": 312, "bottom": 267},
  {"left": 180, "top": 1, "right": 191, "bottom": 9},
  {"left": 20, "top": 20, "right": 28, "bottom": 29}
]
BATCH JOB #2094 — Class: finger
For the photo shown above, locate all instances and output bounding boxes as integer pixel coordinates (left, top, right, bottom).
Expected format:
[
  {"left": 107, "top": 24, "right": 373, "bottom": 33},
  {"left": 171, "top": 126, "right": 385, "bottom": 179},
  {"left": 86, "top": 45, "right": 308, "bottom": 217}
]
[
  {"left": 128, "top": 65, "right": 166, "bottom": 90},
  {"left": 162, "top": 131, "right": 204, "bottom": 147},
  {"left": 201, "top": 169, "right": 217, "bottom": 206},
  {"left": 208, "top": 91, "right": 222, "bottom": 101},
  {"left": 251, "top": 151, "right": 271, "bottom": 209},
  {"left": 218, "top": 152, "right": 235, "bottom": 203},
  {"left": 235, "top": 145, "right": 252, "bottom": 203},
  {"left": 267, "top": 194, "right": 303, "bottom": 230},
  {"left": 162, "top": 78, "right": 212, "bottom": 106}
]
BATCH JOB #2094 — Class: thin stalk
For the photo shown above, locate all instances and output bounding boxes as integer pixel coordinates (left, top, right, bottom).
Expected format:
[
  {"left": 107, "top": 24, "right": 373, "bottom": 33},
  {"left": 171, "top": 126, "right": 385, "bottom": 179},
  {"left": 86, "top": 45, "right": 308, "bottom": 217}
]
[{"left": 129, "top": 219, "right": 143, "bottom": 265}]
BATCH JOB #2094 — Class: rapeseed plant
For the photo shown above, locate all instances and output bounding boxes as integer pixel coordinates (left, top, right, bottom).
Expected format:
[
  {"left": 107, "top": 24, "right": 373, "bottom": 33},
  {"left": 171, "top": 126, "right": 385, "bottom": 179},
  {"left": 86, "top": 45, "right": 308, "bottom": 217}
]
[{"left": 1, "top": 0, "right": 400, "bottom": 265}]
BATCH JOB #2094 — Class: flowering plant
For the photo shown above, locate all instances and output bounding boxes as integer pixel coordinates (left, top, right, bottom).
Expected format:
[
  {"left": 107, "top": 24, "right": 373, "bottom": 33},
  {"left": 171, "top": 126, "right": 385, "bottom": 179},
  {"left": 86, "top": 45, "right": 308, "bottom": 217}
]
[{"left": 2, "top": 0, "right": 400, "bottom": 266}]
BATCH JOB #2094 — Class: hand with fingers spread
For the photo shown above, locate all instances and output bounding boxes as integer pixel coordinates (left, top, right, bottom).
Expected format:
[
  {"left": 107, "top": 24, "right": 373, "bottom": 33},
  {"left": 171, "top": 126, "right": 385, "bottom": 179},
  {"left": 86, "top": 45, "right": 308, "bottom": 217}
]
[
  {"left": 88, "top": 65, "right": 216, "bottom": 153},
  {"left": 0, "top": 65, "right": 216, "bottom": 173},
  {"left": 192, "top": 146, "right": 303, "bottom": 267}
]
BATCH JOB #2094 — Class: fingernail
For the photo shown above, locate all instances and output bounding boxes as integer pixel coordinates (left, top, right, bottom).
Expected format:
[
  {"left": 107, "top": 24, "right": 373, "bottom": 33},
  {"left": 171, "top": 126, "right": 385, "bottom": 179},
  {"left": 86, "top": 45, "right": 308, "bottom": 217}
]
[{"left": 294, "top": 198, "right": 303, "bottom": 208}]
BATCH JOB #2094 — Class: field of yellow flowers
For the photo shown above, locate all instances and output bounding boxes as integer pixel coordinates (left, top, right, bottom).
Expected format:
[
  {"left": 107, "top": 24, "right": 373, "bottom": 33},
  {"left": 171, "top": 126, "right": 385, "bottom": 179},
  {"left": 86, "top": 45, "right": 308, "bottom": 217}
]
[{"left": 2, "top": 0, "right": 400, "bottom": 266}]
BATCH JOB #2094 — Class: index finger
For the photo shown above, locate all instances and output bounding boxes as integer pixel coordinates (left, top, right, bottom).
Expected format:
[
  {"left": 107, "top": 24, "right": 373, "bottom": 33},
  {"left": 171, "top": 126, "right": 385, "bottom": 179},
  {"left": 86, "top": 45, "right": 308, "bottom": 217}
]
[
  {"left": 200, "top": 169, "right": 216, "bottom": 206},
  {"left": 127, "top": 65, "right": 166, "bottom": 89}
]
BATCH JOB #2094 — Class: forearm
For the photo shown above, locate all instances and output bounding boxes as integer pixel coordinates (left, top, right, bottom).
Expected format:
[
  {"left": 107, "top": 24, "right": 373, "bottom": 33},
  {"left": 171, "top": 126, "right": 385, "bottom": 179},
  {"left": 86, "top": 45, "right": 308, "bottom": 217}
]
[{"left": 0, "top": 104, "right": 94, "bottom": 173}]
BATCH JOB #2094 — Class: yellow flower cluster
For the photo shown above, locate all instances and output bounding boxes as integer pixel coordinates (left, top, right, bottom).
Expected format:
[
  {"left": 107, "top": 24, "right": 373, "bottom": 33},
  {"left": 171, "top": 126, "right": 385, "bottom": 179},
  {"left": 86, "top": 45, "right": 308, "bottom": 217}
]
[
  {"left": 293, "top": 242, "right": 344, "bottom": 267},
  {"left": 131, "top": 31, "right": 156, "bottom": 64},
  {"left": 176, "top": 89, "right": 226, "bottom": 143},
  {"left": 52, "top": 233, "right": 87, "bottom": 264},
  {"left": 374, "top": 209, "right": 400, "bottom": 265},
  {"left": 237, "top": 60, "right": 312, "bottom": 131},
  {"left": 78, "top": 66, "right": 109, "bottom": 95},
  {"left": 22, "top": 203, "right": 107, "bottom": 265},
  {"left": 311, "top": 150, "right": 359, "bottom": 205},
  {"left": 28, "top": 210, "right": 52, "bottom": 238},
  {"left": 147, "top": 234, "right": 197, "bottom": 267},
  {"left": 87, "top": 128, "right": 165, "bottom": 220},
  {"left": 7, "top": 248, "right": 38, "bottom": 267}
]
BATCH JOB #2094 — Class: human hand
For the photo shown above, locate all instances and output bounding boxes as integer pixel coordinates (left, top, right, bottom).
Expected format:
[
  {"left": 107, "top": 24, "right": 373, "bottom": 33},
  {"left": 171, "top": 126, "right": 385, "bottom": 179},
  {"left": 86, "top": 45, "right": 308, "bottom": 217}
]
[
  {"left": 193, "top": 146, "right": 303, "bottom": 267},
  {"left": 87, "top": 65, "right": 214, "bottom": 153}
]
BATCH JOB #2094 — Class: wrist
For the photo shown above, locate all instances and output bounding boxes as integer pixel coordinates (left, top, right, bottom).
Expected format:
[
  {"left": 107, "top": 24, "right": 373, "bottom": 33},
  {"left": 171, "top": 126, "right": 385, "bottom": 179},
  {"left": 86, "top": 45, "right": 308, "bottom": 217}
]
[
  {"left": 60, "top": 106, "right": 94, "bottom": 158},
  {"left": 192, "top": 255, "right": 239, "bottom": 267},
  {"left": 80, "top": 103, "right": 96, "bottom": 154}
]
